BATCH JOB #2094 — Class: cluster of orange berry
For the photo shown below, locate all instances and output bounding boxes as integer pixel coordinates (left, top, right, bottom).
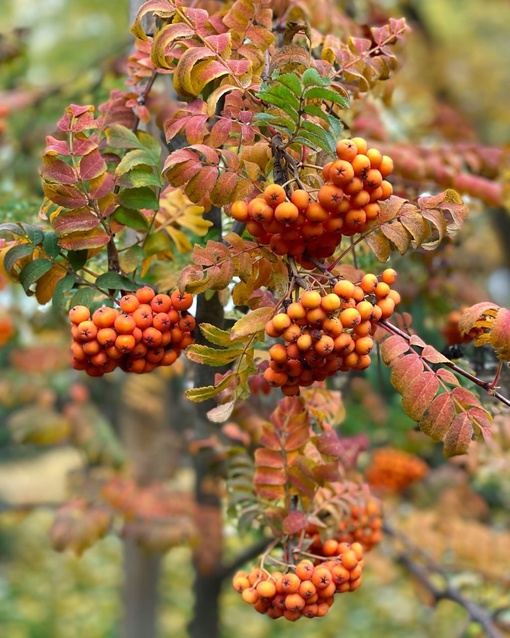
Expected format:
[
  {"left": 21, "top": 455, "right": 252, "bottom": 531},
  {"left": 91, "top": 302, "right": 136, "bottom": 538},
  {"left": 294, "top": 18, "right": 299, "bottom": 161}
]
[
  {"left": 69, "top": 286, "right": 195, "bottom": 376},
  {"left": 307, "top": 497, "right": 383, "bottom": 553},
  {"left": 263, "top": 270, "right": 400, "bottom": 394},
  {"left": 232, "top": 542, "right": 364, "bottom": 621},
  {"left": 366, "top": 448, "right": 429, "bottom": 492},
  {"left": 230, "top": 137, "right": 393, "bottom": 267}
]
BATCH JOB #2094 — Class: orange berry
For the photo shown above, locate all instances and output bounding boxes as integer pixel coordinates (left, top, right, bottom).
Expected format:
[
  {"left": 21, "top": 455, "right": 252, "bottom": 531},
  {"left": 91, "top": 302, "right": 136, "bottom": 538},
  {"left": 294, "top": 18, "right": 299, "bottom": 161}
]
[
  {"left": 171, "top": 290, "right": 193, "bottom": 311},
  {"left": 380, "top": 179, "right": 393, "bottom": 199},
  {"left": 269, "top": 343, "right": 288, "bottom": 364},
  {"left": 114, "top": 313, "right": 137, "bottom": 335},
  {"left": 295, "top": 559, "right": 314, "bottom": 581},
  {"left": 75, "top": 320, "right": 98, "bottom": 342},
  {"left": 69, "top": 305, "right": 91, "bottom": 325},
  {"left": 388, "top": 289, "right": 401, "bottom": 305},
  {"left": 231, "top": 200, "right": 249, "bottom": 222},
  {"left": 302, "top": 603, "right": 318, "bottom": 618},
  {"left": 161, "top": 348, "right": 178, "bottom": 366},
  {"left": 104, "top": 345, "right": 123, "bottom": 360},
  {"left": 322, "top": 538, "right": 339, "bottom": 556},
  {"left": 241, "top": 587, "right": 259, "bottom": 604},
  {"left": 322, "top": 316, "right": 343, "bottom": 337},
  {"left": 142, "top": 326, "right": 163, "bottom": 347},
  {"left": 366, "top": 148, "right": 383, "bottom": 168},
  {"left": 354, "top": 335, "right": 374, "bottom": 355},
  {"left": 312, "top": 567, "right": 332, "bottom": 589},
  {"left": 297, "top": 333, "right": 313, "bottom": 351},
  {"left": 305, "top": 201, "right": 329, "bottom": 223},
  {"left": 92, "top": 306, "right": 118, "bottom": 328},
  {"left": 356, "top": 300, "right": 375, "bottom": 321},
  {"left": 283, "top": 609, "right": 302, "bottom": 621},
  {"left": 364, "top": 168, "right": 383, "bottom": 189},
  {"left": 340, "top": 549, "right": 358, "bottom": 570},
  {"left": 320, "top": 293, "right": 341, "bottom": 313},
  {"left": 232, "top": 574, "right": 251, "bottom": 593},
  {"left": 318, "top": 183, "right": 345, "bottom": 212},
  {"left": 283, "top": 323, "right": 301, "bottom": 342},
  {"left": 96, "top": 327, "right": 118, "bottom": 348},
  {"left": 298, "top": 580, "right": 317, "bottom": 599},
  {"left": 290, "top": 189, "right": 310, "bottom": 210},
  {"left": 263, "top": 184, "right": 286, "bottom": 207},
  {"left": 132, "top": 306, "right": 153, "bottom": 329},
  {"left": 300, "top": 290, "right": 322, "bottom": 309},
  {"left": 379, "top": 155, "right": 394, "bottom": 177},
  {"left": 314, "top": 334, "right": 335, "bottom": 355},
  {"left": 256, "top": 580, "right": 276, "bottom": 599},
  {"left": 265, "top": 320, "right": 280, "bottom": 338},
  {"left": 272, "top": 312, "right": 292, "bottom": 333},
  {"left": 274, "top": 201, "right": 299, "bottom": 224},
  {"left": 339, "top": 307, "right": 361, "bottom": 328},
  {"left": 344, "top": 176, "right": 364, "bottom": 195},
  {"left": 381, "top": 268, "right": 397, "bottom": 285},
  {"left": 280, "top": 573, "right": 301, "bottom": 594},
  {"left": 151, "top": 294, "right": 172, "bottom": 313},
  {"left": 263, "top": 367, "right": 288, "bottom": 387},
  {"left": 333, "top": 279, "right": 355, "bottom": 299},
  {"left": 135, "top": 286, "right": 155, "bottom": 304},
  {"left": 376, "top": 296, "right": 395, "bottom": 318},
  {"left": 351, "top": 153, "right": 371, "bottom": 179},
  {"left": 317, "top": 581, "right": 336, "bottom": 598},
  {"left": 350, "top": 189, "right": 371, "bottom": 208},
  {"left": 353, "top": 319, "right": 372, "bottom": 337},
  {"left": 115, "top": 334, "right": 136, "bottom": 353},
  {"left": 360, "top": 273, "right": 378, "bottom": 294},
  {"left": 344, "top": 208, "right": 367, "bottom": 229},
  {"left": 285, "top": 593, "right": 306, "bottom": 611},
  {"left": 82, "top": 339, "right": 101, "bottom": 356},
  {"left": 322, "top": 161, "right": 333, "bottom": 181},
  {"left": 375, "top": 281, "right": 391, "bottom": 298},
  {"left": 286, "top": 302, "right": 306, "bottom": 321},
  {"left": 336, "top": 138, "right": 358, "bottom": 161},
  {"left": 364, "top": 202, "right": 380, "bottom": 220},
  {"left": 330, "top": 159, "right": 355, "bottom": 186},
  {"left": 334, "top": 332, "right": 355, "bottom": 354},
  {"left": 119, "top": 295, "right": 140, "bottom": 314},
  {"left": 351, "top": 136, "right": 368, "bottom": 154}
]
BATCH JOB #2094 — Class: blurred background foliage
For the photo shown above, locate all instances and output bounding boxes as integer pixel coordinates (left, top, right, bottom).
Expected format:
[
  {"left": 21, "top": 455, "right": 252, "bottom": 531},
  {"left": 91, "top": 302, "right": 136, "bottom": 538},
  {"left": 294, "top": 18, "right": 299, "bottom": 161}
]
[{"left": 0, "top": 0, "right": 509, "bottom": 637}]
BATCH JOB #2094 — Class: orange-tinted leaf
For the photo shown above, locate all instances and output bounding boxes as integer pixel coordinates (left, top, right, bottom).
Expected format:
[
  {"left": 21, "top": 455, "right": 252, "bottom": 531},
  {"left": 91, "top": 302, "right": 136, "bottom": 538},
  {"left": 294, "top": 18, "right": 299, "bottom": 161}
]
[
  {"left": 57, "top": 227, "right": 110, "bottom": 251},
  {"left": 443, "top": 413, "right": 473, "bottom": 457},
  {"left": 401, "top": 371, "right": 439, "bottom": 421},
  {"left": 400, "top": 209, "right": 430, "bottom": 246},
  {"left": 185, "top": 166, "right": 219, "bottom": 203},
  {"left": 490, "top": 307, "right": 510, "bottom": 360},
  {"left": 282, "top": 511, "right": 308, "bottom": 535},
  {"left": 131, "top": 0, "right": 176, "bottom": 40},
  {"left": 259, "top": 424, "right": 282, "bottom": 451},
  {"left": 270, "top": 396, "right": 307, "bottom": 431},
  {"left": 380, "top": 334, "right": 410, "bottom": 365},
  {"left": 436, "top": 368, "right": 460, "bottom": 386},
  {"left": 390, "top": 352, "right": 423, "bottom": 392},
  {"left": 286, "top": 465, "right": 316, "bottom": 499},
  {"left": 210, "top": 171, "right": 239, "bottom": 207},
  {"left": 151, "top": 22, "right": 195, "bottom": 68},
  {"left": 254, "top": 448, "right": 284, "bottom": 469},
  {"left": 458, "top": 302, "right": 499, "bottom": 336},
  {"left": 364, "top": 229, "right": 391, "bottom": 261},
  {"left": 420, "top": 207, "right": 447, "bottom": 250},
  {"left": 52, "top": 208, "right": 100, "bottom": 235},
  {"left": 467, "top": 407, "right": 492, "bottom": 440},
  {"left": 421, "top": 345, "right": 450, "bottom": 363},
  {"left": 174, "top": 47, "right": 216, "bottom": 98},
  {"left": 380, "top": 221, "right": 411, "bottom": 254},
  {"left": 284, "top": 425, "right": 310, "bottom": 452},
  {"left": 451, "top": 386, "right": 482, "bottom": 408},
  {"left": 230, "top": 306, "right": 275, "bottom": 340},
  {"left": 34, "top": 263, "right": 68, "bottom": 304},
  {"left": 378, "top": 195, "right": 408, "bottom": 223},
  {"left": 316, "top": 431, "right": 344, "bottom": 457},
  {"left": 418, "top": 393, "right": 455, "bottom": 441}
]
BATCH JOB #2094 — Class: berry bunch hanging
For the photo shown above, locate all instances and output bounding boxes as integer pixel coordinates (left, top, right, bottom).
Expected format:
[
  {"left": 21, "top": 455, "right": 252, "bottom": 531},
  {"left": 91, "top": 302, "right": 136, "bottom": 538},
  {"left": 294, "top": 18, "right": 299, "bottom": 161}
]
[
  {"left": 263, "top": 270, "right": 400, "bottom": 395},
  {"left": 232, "top": 541, "right": 364, "bottom": 621},
  {"left": 230, "top": 137, "right": 393, "bottom": 268},
  {"left": 69, "top": 286, "right": 195, "bottom": 376}
]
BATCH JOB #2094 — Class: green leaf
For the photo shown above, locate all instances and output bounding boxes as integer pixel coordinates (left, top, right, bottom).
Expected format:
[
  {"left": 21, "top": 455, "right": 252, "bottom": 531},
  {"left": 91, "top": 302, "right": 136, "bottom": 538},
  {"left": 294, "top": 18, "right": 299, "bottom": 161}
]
[
  {"left": 186, "top": 373, "right": 237, "bottom": 402},
  {"left": 52, "top": 274, "right": 76, "bottom": 313},
  {"left": 95, "top": 271, "right": 138, "bottom": 291},
  {"left": 43, "top": 231, "right": 61, "bottom": 258},
  {"left": 71, "top": 286, "right": 96, "bottom": 308},
  {"left": 253, "top": 112, "right": 296, "bottom": 133},
  {"left": 117, "top": 167, "right": 163, "bottom": 189},
  {"left": 116, "top": 148, "right": 160, "bottom": 175},
  {"left": 275, "top": 72, "right": 302, "bottom": 96},
  {"left": 0, "top": 222, "right": 28, "bottom": 236},
  {"left": 199, "top": 323, "right": 239, "bottom": 347},
  {"left": 118, "top": 187, "right": 159, "bottom": 211},
  {"left": 4, "top": 243, "right": 34, "bottom": 275},
  {"left": 301, "top": 120, "right": 337, "bottom": 156},
  {"left": 302, "top": 67, "right": 329, "bottom": 87},
  {"left": 119, "top": 245, "right": 145, "bottom": 274},
  {"left": 185, "top": 344, "right": 245, "bottom": 366},
  {"left": 303, "top": 86, "right": 349, "bottom": 108},
  {"left": 66, "top": 249, "right": 88, "bottom": 271},
  {"left": 23, "top": 225, "right": 44, "bottom": 246},
  {"left": 137, "top": 131, "right": 162, "bottom": 160},
  {"left": 143, "top": 231, "right": 172, "bottom": 256},
  {"left": 105, "top": 124, "right": 145, "bottom": 150},
  {"left": 113, "top": 207, "right": 150, "bottom": 231},
  {"left": 19, "top": 258, "right": 54, "bottom": 293}
]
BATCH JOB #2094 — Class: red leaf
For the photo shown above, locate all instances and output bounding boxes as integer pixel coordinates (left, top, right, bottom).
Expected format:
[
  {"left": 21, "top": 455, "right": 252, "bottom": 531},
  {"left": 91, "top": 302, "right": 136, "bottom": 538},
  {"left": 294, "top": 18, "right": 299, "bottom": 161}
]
[
  {"left": 259, "top": 424, "right": 282, "bottom": 451},
  {"left": 209, "top": 119, "right": 233, "bottom": 147},
  {"left": 380, "top": 334, "right": 410, "bottom": 365},
  {"left": 389, "top": 352, "right": 424, "bottom": 392},
  {"left": 451, "top": 386, "right": 482, "bottom": 408},
  {"left": 316, "top": 431, "right": 344, "bottom": 457},
  {"left": 71, "top": 134, "right": 98, "bottom": 157},
  {"left": 284, "top": 425, "right": 310, "bottom": 452},
  {"left": 41, "top": 156, "right": 77, "bottom": 185},
  {"left": 45, "top": 136, "right": 70, "bottom": 156},
  {"left": 88, "top": 172, "right": 115, "bottom": 199},
  {"left": 282, "top": 511, "right": 308, "bottom": 535},
  {"left": 401, "top": 371, "right": 440, "bottom": 421},
  {"left": 210, "top": 171, "right": 239, "bottom": 207},
  {"left": 79, "top": 149, "right": 107, "bottom": 180},
  {"left": 467, "top": 407, "right": 492, "bottom": 440},
  {"left": 286, "top": 465, "right": 316, "bottom": 499},
  {"left": 418, "top": 393, "right": 456, "bottom": 441},
  {"left": 436, "top": 368, "right": 460, "bottom": 386},
  {"left": 42, "top": 183, "right": 88, "bottom": 209},
  {"left": 57, "top": 226, "right": 110, "bottom": 251},
  {"left": 443, "top": 413, "right": 473, "bottom": 457},
  {"left": 52, "top": 208, "right": 101, "bottom": 235}
]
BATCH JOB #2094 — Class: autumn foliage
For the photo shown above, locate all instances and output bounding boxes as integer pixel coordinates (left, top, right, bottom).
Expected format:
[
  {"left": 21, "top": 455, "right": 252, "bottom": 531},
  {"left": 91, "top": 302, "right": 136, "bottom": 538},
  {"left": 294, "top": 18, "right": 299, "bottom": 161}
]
[{"left": 0, "top": 0, "right": 509, "bottom": 632}]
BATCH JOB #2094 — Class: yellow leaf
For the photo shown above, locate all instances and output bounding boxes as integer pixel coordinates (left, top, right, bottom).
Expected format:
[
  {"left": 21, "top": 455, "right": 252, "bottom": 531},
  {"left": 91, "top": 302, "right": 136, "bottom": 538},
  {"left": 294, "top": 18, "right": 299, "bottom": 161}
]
[
  {"left": 35, "top": 262, "right": 68, "bottom": 304},
  {"left": 165, "top": 226, "right": 192, "bottom": 253}
]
